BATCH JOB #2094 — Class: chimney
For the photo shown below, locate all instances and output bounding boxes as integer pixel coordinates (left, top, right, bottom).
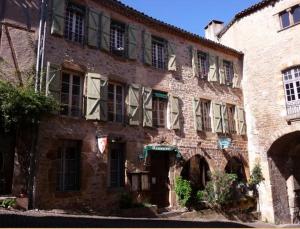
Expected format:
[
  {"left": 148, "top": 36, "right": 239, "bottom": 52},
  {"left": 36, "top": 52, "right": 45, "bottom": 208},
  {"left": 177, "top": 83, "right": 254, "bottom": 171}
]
[{"left": 204, "top": 20, "right": 224, "bottom": 42}]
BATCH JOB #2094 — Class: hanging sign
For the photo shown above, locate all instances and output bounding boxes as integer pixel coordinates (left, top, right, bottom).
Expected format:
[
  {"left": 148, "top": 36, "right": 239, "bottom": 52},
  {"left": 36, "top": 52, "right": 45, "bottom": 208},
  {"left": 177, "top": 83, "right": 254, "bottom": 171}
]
[
  {"left": 97, "top": 137, "right": 108, "bottom": 154},
  {"left": 218, "top": 137, "right": 232, "bottom": 149}
]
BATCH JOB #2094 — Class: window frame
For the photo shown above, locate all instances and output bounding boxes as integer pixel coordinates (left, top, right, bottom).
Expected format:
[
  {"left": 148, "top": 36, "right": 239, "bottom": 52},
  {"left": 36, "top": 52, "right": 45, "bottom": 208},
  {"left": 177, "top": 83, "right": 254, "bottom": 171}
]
[
  {"left": 200, "top": 99, "right": 212, "bottom": 132},
  {"left": 197, "top": 51, "right": 209, "bottom": 80},
  {"left": 110, "top": 20, "right": 126, "bottom": 57},
  {"left": 60, "top": 71, "right": 83, "bottom": 117},
  {"left": 227, "top": 104, "right": 237, "bottom": 134},
  {"left": 107, "top": 82, "right": 125, "bottom": 123},
  {"left": 151, "top": 36, "right": 167, "bottom": 70},
  {"left": 223, "top": 60, "right": 234, "bottom": 86},
  {"left": 152, "top": 92, "right": 168, "bottom": 128},
  {"left": 278, "top": 4, "right": 300, "bottom": 30}
]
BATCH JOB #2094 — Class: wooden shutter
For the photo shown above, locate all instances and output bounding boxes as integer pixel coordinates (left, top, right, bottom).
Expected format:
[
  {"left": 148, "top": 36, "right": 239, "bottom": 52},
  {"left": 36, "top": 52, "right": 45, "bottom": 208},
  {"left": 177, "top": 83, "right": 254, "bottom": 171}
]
[
  {"left": 86, "top": 73, "right": 108, "bottom": 121},
  {"left": 142, "top": 87, "right": 152, "bottom": 127},
  {"left": 167, "top": 41, "right": 177, "bottom": 71},
  {"left": 208, "top": 55, "right": 218, "bottom": 82},
  {"left": 127, "top": 24, "right": 138, "bottom": 60},
  {"left": 236, "top": 107, "right": 246, "bottom": 135},
  {"left": 169, "top": 94, "right": 180, "bottom": 130},
  {"left": 143, "top": 31, "right": 152, "bottom": 65},
  {"left": 100, "top": 13, "right": 111, "bottom": 51},
  {"left": 127, "top": 84, "right": 141, "bottom": 126},
  {"left": 219, "top": 59, "right": 225, "bottom": 85},
  {"left": 232, "top": 63, "right": 241, "bottom": 88},
  {"left": 87, "top": 9, "right": 100, "bottom": 48},
  {"left": 46, "top": 62, "right": 61, "bottom": 103},
  {"left": 190, "top": 46, "right": 199, "bottom": 77},
  {"left": 51, "top": 0, "right": 65, "bottom": 36},
  {"left": 212, "top": 102, "right": 222, "bottom": 133},
  {"left": 193, "top": 98, "right": 202, "bottom": 131},
  {"left": 221, "top": 104, "right": 229, "bottom": 133}
]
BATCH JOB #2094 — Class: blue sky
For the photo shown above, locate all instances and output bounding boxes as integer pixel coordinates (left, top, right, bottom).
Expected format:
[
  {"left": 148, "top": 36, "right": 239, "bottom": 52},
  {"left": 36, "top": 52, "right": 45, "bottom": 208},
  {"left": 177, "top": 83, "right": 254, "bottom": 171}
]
[{"left": 120, "top": 0, "right": 261, "bottom": 36}]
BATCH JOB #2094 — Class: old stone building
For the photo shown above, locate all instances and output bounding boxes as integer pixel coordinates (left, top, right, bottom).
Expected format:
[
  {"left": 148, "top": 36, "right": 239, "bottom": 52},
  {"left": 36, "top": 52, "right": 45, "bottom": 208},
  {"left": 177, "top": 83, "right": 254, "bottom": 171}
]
[
  {"left": 0, "top": 0, "right": 247, "bottom": 213},
  {"left": 217, "top": 0, "right": 300, "bottom": 224}
]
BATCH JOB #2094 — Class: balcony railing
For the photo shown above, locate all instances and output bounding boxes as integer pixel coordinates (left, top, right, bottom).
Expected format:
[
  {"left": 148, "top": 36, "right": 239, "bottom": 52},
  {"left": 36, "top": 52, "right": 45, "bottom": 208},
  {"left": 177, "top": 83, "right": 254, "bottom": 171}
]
[{"left": 286, "top": 100, "right": 300, "bottom": 120}]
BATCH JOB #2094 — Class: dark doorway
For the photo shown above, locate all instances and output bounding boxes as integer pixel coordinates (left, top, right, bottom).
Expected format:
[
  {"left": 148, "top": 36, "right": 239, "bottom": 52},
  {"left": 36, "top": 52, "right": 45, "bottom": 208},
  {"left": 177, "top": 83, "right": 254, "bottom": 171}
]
[
  {"left": 225, "top": 157, "right": 246, "bottom": 183},
  {"left": 0, "top": 134, "right": 15, "bottom": 195},
  {"left": 148, "top": 151, "right": 170, "bottom": 207},
  {"left": 109, "top": 142, "right": 125, "bottom": 188}
]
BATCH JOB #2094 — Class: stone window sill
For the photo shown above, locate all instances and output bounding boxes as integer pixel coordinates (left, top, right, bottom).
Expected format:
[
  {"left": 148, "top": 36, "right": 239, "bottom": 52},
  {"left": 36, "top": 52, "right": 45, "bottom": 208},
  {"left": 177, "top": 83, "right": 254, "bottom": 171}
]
[{"left": 278, "top": 21, "right": 300, "bottom": 32}]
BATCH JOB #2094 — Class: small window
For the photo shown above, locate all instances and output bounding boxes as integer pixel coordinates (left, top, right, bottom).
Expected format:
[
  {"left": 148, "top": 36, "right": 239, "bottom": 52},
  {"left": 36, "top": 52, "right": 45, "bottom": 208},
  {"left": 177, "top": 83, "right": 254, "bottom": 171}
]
[
  {"left": 152, "top": 91, "right": 168, "bottom": 128},
  {"left": 280, "top": 11, "right": 290, "bottom": 28},
  {"left": 227, "top": 104, "right": 236, "bottom": 134},
  {"left": 152, "top": 37, "right": 166, "bottom": 69},
  {"left": 200, "top": 99, "right": 212, "bottom": 131},
  {"left": 64, "top": 3, "right": 85, "bottom": 44},
  {"left": 224, "top": 60, "right": 234, "bottom": 85},
  {"left": 60, "top": 72, "right": 83, "bottom": 117},
  {"left": 108, "top": 82, "right": 124, "bottom": 123},
  {"left": 110, "top": 20, "right": 126, "bottom": 56},
  {"left": 197, "top": 51, "right": 208, "bottom": 79},
  {"left": 109, "top": 143, "right": 125, "bottom": 188},
  {"left": 292, "top": 6, "right": 300, "bottom": 24},
  {"left": 57, "top": 140, "right": 81, "bottom": 192}
]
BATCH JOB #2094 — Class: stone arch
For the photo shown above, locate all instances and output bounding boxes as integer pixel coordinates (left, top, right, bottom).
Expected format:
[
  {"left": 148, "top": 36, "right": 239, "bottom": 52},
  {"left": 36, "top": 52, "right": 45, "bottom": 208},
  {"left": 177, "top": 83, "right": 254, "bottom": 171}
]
[
  {"left": 225, "top": 156, "right": 247, "bottom": 183},
  {"left": 223, "top": 150, "right": 249, "bottom": 180},
  {"left": 267, "top": 131, "right": 300, "bottom": 224}
]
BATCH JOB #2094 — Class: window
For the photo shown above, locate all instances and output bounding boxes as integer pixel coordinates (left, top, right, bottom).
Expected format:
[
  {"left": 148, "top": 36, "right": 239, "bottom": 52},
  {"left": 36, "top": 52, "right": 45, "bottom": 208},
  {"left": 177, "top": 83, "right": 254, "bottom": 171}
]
[
  {"left": 110, "top": 20, "right": 125, "bottom": 56},
  {"left": 283, "top": 67, "right": 300, "bottom": 115},
  {"left": 110, "top": 143, "right": 124, "bottom": 188},
  {"left": 61, "top": 72, "right": 83, "bottom": 117},
  {"left": 227, "top": 104, "right": 236, "bottom": 134},
  {"left": 197, "top": 51, "right": 208, "bottom": 79},
  {"left": 224, "top": 60, "right": 234, "bottom": 85},
  {"left": 108, "top": 82, "right": 124, "bottom": 123},
  {"left": 152, "top": 37, "right": 166, "bottom": 69},
  {"left": 280, "top": 11, "right": 290, "bottom": 28},
  {"left": 279, "top": 5, "right": 300, "bottom": 29},
  {"left": 130, "top": 172, "right": 150, "bottom": 191},
  {"left": 64, "top": 3, "right": 85, "bottom": 44},
  {"left": 57, "top": 140, "right": 81, "bottom": 192},
  {"left": 292, "top": 5, "right": 300, "bottom": 24},
  {"left": 152, "top": 91, "right": 168, "bottom": 128},
  {"left": 200, "top": 100, "right": 212, "bottom": 131}
]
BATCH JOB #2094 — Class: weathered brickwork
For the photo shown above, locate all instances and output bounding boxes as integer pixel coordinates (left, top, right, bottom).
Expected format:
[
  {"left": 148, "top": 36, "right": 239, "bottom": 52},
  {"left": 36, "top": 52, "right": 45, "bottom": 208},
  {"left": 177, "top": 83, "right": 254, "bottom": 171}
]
[{"left": 220, "top": 0, "right": 300, "bottom": 224}]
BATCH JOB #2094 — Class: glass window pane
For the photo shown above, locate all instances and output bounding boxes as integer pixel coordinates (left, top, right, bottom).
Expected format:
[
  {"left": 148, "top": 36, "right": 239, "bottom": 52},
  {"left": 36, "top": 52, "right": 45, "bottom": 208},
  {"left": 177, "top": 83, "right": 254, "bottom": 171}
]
[
  {"left": 293, "top": 6, "right": 300, "bottom": 23},
  {"left": 281, "top": 11, "right": 290, "bottom": 28}
]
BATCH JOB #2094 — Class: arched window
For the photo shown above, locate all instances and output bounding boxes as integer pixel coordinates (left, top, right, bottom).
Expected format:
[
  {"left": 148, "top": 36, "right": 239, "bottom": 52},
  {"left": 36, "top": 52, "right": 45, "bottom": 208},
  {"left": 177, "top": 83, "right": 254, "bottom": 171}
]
[
  {"left": 283, "top": 67, "right": 300, "bottom": 115},
  {"left": 225, "top": 157, "right": 246, "bottom": 183}
]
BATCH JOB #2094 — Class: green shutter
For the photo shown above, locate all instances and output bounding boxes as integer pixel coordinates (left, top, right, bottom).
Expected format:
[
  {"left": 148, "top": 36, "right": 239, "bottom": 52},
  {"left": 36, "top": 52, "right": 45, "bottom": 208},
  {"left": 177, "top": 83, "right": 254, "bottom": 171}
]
[
  {"left": 236, "top": 107, "right": 246, "bottom": 135},
  {"left": 127, "top": 24, "right": 138, "bottom": 60},
  {"left": 167, "top": 41, "right": 176, "bottom": 71},
  {"left": 142, "top": 87, "right": 152, "bottom": 127},
  {"left": 51, "top": 0, "right": 65, "bottom": 36},
  {"left": 100, "top": 13, "right": 111, "bottom": 51},
  {"left": 219, "top": 59, "right": 225, "bottom": 85},
  {"left": 143, "top": 31, "right": 152, "bottom": 65},
  {"left": 221, "top": 104, "right": 229, "bottom": 133},
  {"left": 208, "top": 55, "right": 218, "bottom": 82},
  {"left": 87, "top": 9, "right": 100, "bottom": 47},
  {"left": 46, "top": 62, "right": 61, "bottom": 103},
  {"left": 127, "top": 84, "right": 141, "bottom": 125},
  {"left": 169, "top": 94, "right": 180, "bottom": 130},
  {"left": 193, "top": 98, "right": 202, "bottom": 131},
  {"left": 232, "top": 63, "right": 241, "bottom": 88},
  {"left": 212, "top": 102, "right": 222, "bottom": 133},
  {"left": 86, "top": 73, "right": 108, "bottom": 121},
  {"left": 190, "top": 46, "right": 199, "bottom": 77}
]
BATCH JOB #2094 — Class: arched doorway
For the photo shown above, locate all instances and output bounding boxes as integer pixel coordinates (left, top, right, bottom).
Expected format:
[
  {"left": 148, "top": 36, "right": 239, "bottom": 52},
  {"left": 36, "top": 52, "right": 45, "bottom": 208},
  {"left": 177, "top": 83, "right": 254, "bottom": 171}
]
[
  {"left": 181, "top": 155, "right": 210, "bottom": 190},
  {"left": 225, "top": 157, "right": 247, "bottom": 183},
  {"left": 268, "top": 131, "right": 300, "bottom": 224}
]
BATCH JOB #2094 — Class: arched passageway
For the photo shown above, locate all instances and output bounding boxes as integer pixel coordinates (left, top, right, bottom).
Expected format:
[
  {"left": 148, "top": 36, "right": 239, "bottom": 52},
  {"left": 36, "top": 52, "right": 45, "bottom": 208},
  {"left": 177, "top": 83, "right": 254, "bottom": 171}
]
[
  {"left": 181, "top": 155, "right": 210, "bottom": 190},
  {"left": 225, "top": 157, "right": 247, "bottom": 183},
  {"left": 268, "top": 131, "right": 300, "bottom": 224}
]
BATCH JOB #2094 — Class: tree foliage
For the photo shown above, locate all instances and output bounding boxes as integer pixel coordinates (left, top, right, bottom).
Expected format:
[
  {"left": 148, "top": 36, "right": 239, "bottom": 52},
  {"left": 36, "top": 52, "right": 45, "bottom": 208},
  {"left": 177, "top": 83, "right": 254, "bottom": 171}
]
[{"left": 175, "top": 176, "right": 192, "bottom": 207}]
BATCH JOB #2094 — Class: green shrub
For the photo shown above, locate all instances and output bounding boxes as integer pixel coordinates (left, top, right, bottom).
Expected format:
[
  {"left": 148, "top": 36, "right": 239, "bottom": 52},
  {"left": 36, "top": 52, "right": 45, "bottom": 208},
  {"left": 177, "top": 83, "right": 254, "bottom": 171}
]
[
  {"left": 119, "top": 192, "right": 133, "bottom": 209},
  {"left": 175, "top": 176, "right": 192, "bottom": 207},
  {"left": 0, "top": 198, "right": 16, "bottom": 208},
  {"left": 196, "top": 190, "right": 205, "bottom": 203},
  {"left": 200, "top": 171, "right": 237, "bottom": 207},
  {"left": 249, "top": 163, "right": 264, "bottom": 187}
]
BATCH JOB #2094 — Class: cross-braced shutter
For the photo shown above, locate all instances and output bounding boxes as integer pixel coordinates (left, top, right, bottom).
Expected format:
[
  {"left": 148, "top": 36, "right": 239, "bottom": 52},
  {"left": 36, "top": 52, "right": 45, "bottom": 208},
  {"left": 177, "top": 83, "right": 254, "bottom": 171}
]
[
  {"left": 221, "top": 104, "right": 229, "bottom": 133},
  {"left": 219, "top": 59, "right": 225, "bottom": 85},
  {"left": 212, "top": 102, "right": 222, "bottom": 133},
  {"left": 232, "top": 63, "right": 241, "bottom": 88},
  {"left": 190, "top": 46, "right": 199, "bottom": 77},
  {"left": 127, "top": 24, "right": 137, "bottom": 60},
  {"left": 236, "top": 107, "right": 246, "bottom": 135},
  {"left": 143, "top": 31, "right": 152, "bottom": 65},
  {"left": 127, "top": 84, "right": 141, "bottom": 126},
  {"left": 193, "top": 98, "right": 202, "bottom": 131},
  {"left": 167, "top": 41, "right": 177, "bottom": 71},
  {"left": 169, "top": 94, "right": 180, "bottom": 130},
  {"left": 142, "top": 87, "right": 152, "bottom": 127},
  {"left": 46, "top": 62, "right": 61, "bottom": 103},
  {"left": 51, "top": 0, "right": 65, "bottom": 36},
  {"left": 86, "top": 73, "right": 108, "bottom": 121},
  {"left": 87, "top": 9, "right": 100, "bottom": 48},
  {"left": 208, "top": 55, "right": 218, "bottom": 82},
  {"left": 100, "top": 13, "right": 111, "bottom": 51}
]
